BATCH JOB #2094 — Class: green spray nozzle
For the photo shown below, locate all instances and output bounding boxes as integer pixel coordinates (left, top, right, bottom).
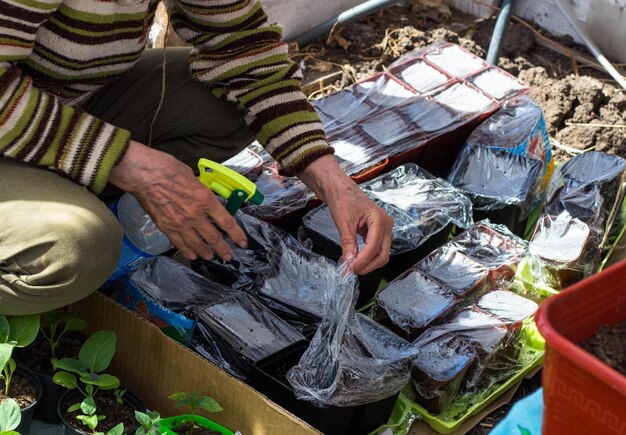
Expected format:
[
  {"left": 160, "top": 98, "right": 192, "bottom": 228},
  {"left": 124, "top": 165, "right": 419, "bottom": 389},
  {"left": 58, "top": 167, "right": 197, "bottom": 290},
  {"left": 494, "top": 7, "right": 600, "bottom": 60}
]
[{"left": 197, "top": 159, "right": 264, "bottom": 215}]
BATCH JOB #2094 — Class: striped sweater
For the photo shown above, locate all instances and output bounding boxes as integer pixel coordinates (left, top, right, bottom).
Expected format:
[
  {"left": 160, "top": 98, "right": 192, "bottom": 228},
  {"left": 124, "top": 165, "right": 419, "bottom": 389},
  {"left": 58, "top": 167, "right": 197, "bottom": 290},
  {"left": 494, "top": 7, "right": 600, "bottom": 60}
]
[{"left": 0, "top": 0, "right": 332, "bottom": 193}]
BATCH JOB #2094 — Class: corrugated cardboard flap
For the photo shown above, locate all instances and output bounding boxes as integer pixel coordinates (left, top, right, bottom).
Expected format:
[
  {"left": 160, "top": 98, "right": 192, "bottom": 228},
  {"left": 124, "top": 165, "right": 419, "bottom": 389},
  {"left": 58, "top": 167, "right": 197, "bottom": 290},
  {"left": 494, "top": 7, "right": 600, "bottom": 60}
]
[{"left": 71, "top": 292, "right": 320, "bottom": 435}]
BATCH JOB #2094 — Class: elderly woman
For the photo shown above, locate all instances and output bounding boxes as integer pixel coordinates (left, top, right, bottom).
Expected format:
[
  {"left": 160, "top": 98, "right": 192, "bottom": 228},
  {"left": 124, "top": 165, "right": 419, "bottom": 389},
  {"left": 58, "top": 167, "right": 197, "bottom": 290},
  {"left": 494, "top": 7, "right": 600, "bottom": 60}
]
[{"left": 0, "top": 0, "right": 393, "bottom": 315}]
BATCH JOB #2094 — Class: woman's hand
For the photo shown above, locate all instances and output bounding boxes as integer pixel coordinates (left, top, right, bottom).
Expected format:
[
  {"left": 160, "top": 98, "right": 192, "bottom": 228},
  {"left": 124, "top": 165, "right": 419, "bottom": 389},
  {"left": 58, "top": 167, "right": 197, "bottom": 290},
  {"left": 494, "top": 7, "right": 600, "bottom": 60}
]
[
  {"left": 109, "top": 140, "right": 247, "bottom": 261},
  {"left": 298, "top": 155, "right": 394, "bottom": 275}
]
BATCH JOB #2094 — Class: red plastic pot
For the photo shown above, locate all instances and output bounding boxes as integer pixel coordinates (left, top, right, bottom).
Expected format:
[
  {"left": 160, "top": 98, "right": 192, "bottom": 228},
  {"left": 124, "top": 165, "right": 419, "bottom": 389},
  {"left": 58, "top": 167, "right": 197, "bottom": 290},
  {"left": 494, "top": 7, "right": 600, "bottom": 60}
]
[{"left": 536, "top": 259, "right": 626, "bottom": 435}]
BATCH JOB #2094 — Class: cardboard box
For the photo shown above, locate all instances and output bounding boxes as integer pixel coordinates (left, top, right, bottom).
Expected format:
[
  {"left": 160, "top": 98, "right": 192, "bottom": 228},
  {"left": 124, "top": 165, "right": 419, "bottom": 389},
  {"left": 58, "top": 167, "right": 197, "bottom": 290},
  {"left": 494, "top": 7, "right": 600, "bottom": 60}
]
[{"left": 71, "top": 292, "right": 320, "bottom": 435}]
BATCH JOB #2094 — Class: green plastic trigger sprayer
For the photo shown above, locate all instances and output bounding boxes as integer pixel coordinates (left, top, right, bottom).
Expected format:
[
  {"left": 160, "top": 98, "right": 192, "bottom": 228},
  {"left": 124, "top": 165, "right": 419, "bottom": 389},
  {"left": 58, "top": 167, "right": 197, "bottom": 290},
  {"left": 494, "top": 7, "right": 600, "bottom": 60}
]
[{"left": 197, "top": 158, "right": 264, "bottom": 215}]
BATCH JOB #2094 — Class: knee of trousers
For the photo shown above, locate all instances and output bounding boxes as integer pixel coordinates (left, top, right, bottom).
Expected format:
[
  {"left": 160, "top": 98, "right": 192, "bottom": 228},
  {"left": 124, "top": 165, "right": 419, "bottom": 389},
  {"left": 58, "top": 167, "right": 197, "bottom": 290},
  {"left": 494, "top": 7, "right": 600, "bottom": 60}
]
[{"left": 0, "top": 202, "right": 123, "bottom": 314}]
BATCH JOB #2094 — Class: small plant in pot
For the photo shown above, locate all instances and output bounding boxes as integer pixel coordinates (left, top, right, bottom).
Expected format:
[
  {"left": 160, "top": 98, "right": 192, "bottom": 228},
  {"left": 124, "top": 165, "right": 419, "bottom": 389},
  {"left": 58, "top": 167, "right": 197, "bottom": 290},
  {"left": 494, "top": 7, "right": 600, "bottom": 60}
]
[
  {"left": 0, "top": 398, "right": 22, "bottom": 435},
  {"left": 0, "top": 314, "right": 42, "bottom": 434},
  {"left": 158, "top": 390, "right": 233, "bottom": 435},
  {"left": 52, "top": 330, "right": 145, "bottom": 434},
  {"left": 14, "top": 309, "right": 87, "bottom": 423}
]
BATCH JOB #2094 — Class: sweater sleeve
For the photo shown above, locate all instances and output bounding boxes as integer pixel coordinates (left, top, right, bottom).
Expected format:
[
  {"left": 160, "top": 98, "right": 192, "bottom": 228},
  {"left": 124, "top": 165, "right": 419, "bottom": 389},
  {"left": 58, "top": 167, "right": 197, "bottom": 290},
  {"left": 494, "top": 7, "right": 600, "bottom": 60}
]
[
  {"left": 0, "top": 1, "right": 131, "bottom": 194},
  {"left": 166, "top": 0, "right": 333, "bottom": 175}
]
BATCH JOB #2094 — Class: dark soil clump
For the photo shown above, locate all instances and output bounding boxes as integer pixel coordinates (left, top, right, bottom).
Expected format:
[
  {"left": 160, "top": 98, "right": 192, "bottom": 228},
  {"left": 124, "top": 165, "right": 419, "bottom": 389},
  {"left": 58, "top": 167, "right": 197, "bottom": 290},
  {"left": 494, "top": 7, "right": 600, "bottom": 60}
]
[
  {"left": 15, "top": 333, "right": 83, "bottom": 376},
  {"left": 63, "top": 391, "right": 139, "bottom": 433},
  {"left": 580, "top": 320, "right": 626, "bottom": 376},
  {"left": 298, "top": 3, "right": 626, "bottom": 163},
  {"left": 0, "top": 372, "right": 38, "bottom": 408},
  {"left": 174, "top": 421, "right": 221, "bottom": 435}
]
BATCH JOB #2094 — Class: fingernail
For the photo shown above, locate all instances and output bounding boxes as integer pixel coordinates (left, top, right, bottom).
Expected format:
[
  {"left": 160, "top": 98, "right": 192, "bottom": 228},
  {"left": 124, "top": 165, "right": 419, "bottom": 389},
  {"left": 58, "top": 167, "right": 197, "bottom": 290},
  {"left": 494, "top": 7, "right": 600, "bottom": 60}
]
[
  {"left": 223, "top": 255, "right": 232, "bottom": 262},
  {"left": 239, "top": 240, "right": 248, "bottom": 249}
]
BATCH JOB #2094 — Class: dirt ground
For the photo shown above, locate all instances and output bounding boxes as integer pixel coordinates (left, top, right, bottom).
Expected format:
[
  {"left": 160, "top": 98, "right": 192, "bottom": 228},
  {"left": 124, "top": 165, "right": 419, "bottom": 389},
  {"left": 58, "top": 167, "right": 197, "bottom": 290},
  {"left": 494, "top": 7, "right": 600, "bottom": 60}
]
[{"left": 296, "top": 1, "right": 626, "bottom": 163}]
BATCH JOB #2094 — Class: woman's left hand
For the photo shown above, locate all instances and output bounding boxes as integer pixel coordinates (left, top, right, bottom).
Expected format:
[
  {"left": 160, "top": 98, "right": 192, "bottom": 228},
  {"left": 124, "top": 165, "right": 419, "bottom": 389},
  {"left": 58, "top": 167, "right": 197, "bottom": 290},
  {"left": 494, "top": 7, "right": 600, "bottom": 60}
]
[{"left": 297, "top": 155, "right": 394, "bottom": 275}]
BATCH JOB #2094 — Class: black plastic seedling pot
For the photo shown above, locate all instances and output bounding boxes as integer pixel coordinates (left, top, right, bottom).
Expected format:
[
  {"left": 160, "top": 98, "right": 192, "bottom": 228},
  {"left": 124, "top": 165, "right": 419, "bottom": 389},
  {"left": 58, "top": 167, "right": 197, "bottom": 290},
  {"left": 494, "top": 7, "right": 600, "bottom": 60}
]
[
  {"left": 14, "top": 367, "right": 43, "bottom": 435},
  {"left": 14, "top": 332, "right": 85, "bottom": 423},
  {"left": 253, "top": 342, "right": 356, "bottom": 435},
  {"left": 57, "top": 388, "right": 146, "bottom": 435}
]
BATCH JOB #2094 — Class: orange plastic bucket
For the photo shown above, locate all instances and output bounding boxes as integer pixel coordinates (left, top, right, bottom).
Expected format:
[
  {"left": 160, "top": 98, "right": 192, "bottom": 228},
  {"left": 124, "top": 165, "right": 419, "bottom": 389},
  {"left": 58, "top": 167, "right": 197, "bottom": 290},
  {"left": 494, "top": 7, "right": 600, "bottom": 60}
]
[{"left": 536, "top": 260, "right": 626, "bottom": 435}]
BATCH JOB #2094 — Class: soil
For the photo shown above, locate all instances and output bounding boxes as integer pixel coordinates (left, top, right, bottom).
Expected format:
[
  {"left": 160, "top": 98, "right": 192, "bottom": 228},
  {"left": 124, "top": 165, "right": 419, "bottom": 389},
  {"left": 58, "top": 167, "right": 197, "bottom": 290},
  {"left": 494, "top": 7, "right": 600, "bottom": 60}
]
[
  {"left": 62, "top": 391, "right": 139, "bottom": 434},
  {"left": 297, "top": 2, "right": 626, "bottom": 163},
  {"left": 0, "top": 371, "right": 38, "bottom": 408},
  {"left": 580, "top": 320, "right": 626, "bottom": 376},
  {"left": 173, "top": 420, "right": 222, "bottom": 435},
  {"left": 15, "top": 332, "right": 83, "bottom": 376}
]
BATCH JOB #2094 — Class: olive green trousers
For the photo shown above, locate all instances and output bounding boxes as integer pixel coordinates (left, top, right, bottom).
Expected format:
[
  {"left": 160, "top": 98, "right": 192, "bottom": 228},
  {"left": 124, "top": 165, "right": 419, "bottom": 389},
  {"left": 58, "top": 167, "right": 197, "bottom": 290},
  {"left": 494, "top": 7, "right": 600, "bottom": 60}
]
[{"left": 0, "top": 48, "right": 253, "bottom": 315}]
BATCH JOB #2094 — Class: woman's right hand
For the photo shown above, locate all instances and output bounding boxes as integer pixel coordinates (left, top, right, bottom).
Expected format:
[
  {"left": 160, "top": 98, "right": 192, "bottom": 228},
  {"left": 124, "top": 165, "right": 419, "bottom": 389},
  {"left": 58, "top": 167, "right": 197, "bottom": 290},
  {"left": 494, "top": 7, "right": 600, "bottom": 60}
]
[{"left": 108, "top": 140, "right": 248, "bottom": 261}]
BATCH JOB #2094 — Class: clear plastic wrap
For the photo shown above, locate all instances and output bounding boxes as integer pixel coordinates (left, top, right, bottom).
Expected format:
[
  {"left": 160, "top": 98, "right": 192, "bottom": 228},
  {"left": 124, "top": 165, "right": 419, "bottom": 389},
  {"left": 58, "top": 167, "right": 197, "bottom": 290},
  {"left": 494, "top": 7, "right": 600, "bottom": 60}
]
[
  {"left": 447, "top": 221, "right": 528, "bottom": 285},
  {"left": 238, "top": 42, "right": 525, "bottom": 219},
  {"left": 410, "top": 288, "right": 538, "bottom": 413},
  {"left": 127, "top": 256, "right": 233, "bottom": 310},
  {"left": 299, "top": 164, "right": 473, "bottom": 260},
  {"left": 192, "top": 292, "right": 304, "bottom": 379},
  {"left": 287, "top": 264, "right": 417, "bottom": 407},
  {"left": 120, "top": 256, "right": 237, "bottom": 345},
  {"left": 521, "top": 151, "right": 626, "bottom": 291},
  {"left": 447, "top": 96, "right": 551, "bottom": 232},
  {"left": 372, "top": 268, "right": 458, "bottom": 341},
  {"left": 193, "top": 213, "right": 345, "bottom": 332},
  {"left": 417, "top": 246, "right": 490, "bottom": 299}
]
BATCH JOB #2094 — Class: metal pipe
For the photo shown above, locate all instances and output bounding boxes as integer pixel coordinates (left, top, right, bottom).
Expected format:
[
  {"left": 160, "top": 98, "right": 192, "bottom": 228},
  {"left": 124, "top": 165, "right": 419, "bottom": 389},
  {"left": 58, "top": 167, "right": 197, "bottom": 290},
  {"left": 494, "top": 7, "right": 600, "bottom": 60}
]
[
  {"left": 486, "top": 0, "right": 517, "bottom": 65},
  {"left": 292, "top": 0, "right": 406, "bottom": 47},
  {"left": 554, "top": 0, "right": 626, "bottom": 91}
]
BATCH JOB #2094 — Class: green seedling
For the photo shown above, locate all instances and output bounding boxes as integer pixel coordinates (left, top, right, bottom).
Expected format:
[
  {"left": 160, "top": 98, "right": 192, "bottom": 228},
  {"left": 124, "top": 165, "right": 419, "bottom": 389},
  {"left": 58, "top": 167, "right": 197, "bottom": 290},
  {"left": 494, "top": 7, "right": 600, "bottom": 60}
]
[
  {"left": 52, "top": 330, "right": 125, "bottom": 433},
  {"left": 134, "top": 410, "right": 161, "bottom": 435},
  {"left": 114, "top": 388, "right": 126, "bottom": 406},
  {"left": 0, "top": 398, "right": 21, "bottom": 435},
  {"left": 0, "top": 314, "right": 41, "bottom": 396},
  {"left": 168, "top": 391, "right": 222, "bottom": 433},
  {"left": 41, "top": 309, "right": 87, "bottom": 362}
]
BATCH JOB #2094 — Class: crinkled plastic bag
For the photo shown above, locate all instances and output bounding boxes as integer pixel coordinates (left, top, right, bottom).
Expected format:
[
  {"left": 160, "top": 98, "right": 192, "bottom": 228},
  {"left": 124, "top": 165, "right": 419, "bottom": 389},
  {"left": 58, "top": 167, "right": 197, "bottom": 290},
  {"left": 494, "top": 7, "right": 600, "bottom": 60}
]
[
  {"left": 193, "top": 213, "right": 344, "bottom": 332},
  {"left": 409, "top": 289, "right": 538, "bottom": 414},
  {"left": 447, "top": 96, "right": 551, "bottom": 218},
  {"left": 192, "top": 292, "right": 304, "bottom": 380},
  {"left": 299, "top": 164, "right": 473, "bottom": 259},
  {"left": 522, "top": 151, "right": 626, "bottom": 291},
  {"left": 287, "top": 264, "right": 417, "bottom": 407},
  {"left": 128, "top": 256, "right": 233, "bottom": 310},
  {"left": 447, "top": 220, "right": 528, "bottom": 285}
]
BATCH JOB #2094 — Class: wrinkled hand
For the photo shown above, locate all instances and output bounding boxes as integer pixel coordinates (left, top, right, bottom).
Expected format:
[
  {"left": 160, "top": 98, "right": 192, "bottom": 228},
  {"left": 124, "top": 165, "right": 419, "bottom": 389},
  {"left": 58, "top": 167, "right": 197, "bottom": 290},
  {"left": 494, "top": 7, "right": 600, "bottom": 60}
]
[
  {"left": 298, "top": 155, "right": 394, "bottom": 275},
  {"left": 109, "top": 140, "right": 247, "bottom": 261}
]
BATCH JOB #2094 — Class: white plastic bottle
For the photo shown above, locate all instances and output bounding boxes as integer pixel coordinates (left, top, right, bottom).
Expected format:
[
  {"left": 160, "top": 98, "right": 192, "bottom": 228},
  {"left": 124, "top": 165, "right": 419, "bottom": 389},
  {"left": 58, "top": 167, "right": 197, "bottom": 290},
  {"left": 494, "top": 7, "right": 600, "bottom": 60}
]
[{"left": 107, "top": 193, "right": 172, "bottom": 283}]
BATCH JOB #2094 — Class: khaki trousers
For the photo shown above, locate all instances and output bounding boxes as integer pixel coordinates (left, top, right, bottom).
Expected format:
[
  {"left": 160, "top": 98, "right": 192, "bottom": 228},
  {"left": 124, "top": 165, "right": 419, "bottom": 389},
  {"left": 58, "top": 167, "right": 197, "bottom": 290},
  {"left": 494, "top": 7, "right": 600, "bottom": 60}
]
[{"left": 0, "top": 48, "right": 253, "bottom": 315}]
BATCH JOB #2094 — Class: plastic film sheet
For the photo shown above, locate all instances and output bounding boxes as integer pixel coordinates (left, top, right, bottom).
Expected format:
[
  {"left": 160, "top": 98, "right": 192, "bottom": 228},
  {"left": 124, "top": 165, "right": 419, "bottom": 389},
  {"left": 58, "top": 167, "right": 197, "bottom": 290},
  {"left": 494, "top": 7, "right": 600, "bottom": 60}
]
[
  {"left": 287, "top": 264, "right": 417, "bottom": 407},
  {"left": 232, "top": 43, "right": 527, "bottom": 220},
  {"left": 192, "top": 292, "right": 305, "bottom": 379},
  {"left": 446, "top": 220, "right": 528, "bottom": 285},
  {"left": 522, "top": 151, "right": 626, "bottom": 291},
  {"left": 447, "top": 96, "right": 550, "bottom": 219},
  {"left": 299, "top": 164, "right": 473, "bottom": 259}
]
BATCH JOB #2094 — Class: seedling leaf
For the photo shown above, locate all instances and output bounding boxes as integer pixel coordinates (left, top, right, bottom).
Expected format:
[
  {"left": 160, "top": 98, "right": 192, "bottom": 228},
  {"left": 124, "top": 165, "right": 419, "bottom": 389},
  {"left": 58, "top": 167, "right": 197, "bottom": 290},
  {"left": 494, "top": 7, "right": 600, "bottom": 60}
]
[
  {"left": 8, "top": 314, "right": 40, "bottom": 347},
  {"left": 53, "top": 371, "right": 78, "bottom": 389},
  {"left": 0, "top": 398, "right": 20, "bottom": 431},
  {"left": 65, "top": 318, "right": 87, "bottom": 332},
  {"left": 79, "top": 331, "right": 116, "bottom": 373},
  {"left": 79, "top": 373, "right": 120, "bottom": 389},
  {"left": 81, "top": 397, "right": 97, "bottom": 415},
  {"left": 168, "top": 392, "right": 188, "bottom": 407},
  {"left": 77, "top": 414, "right": 99, "bottom": 430},
  {"left": 135, "top": 411, "right": 152, "bottom": 428},
  {"left": 197, "top": 396, "right": 223, "bottom": 413},
  {"left": 52, "top": 357, "right": 89, "bottom": 375},
  {"left": 0, "top": 316, "right": 9, "bottom": 344},
  {"left": 0, "top": 343, "right": 14, "bottom": 373},
  {"left": 68, "top": 403, "right": 81, "bottom": 413},
  {"left": 107, "top": 423, "right": 124, "bottom": 435}
]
